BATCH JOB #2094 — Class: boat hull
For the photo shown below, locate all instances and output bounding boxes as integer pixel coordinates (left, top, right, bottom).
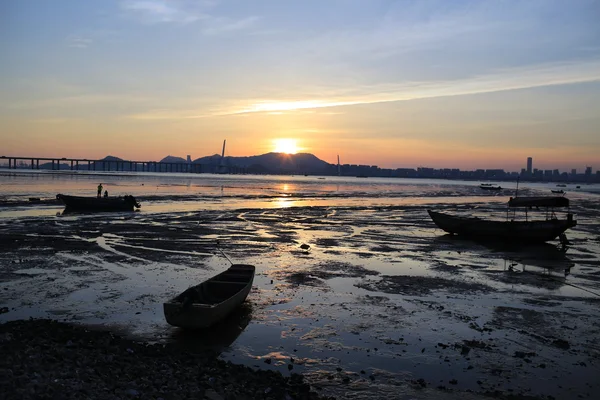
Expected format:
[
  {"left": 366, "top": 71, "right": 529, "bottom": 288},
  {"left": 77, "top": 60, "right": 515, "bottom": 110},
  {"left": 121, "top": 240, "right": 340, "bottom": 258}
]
[
  {"left": 164, "top": 264, "right": 255, "bottom": 329},
  {"left": 428, "top": 210, "right": 576, "bottom": 243},
  {"left": 57, "top": 194, "right": 140, "bottom": 212},
  {"left": 479, "top": 185, "right": 502, "bottom": 191}
]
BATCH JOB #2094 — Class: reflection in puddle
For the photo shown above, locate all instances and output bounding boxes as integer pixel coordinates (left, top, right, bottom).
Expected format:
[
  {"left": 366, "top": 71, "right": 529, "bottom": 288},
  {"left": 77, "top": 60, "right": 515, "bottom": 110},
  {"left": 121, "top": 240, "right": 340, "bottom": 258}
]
[{"left": 165, "top": 303, "right": 253, "bottom": 353}]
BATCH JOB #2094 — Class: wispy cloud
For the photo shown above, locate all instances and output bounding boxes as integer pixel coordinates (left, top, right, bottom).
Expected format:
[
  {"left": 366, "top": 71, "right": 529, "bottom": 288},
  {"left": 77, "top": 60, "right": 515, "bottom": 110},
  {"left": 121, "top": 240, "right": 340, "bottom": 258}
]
[
  {"left": 119, "top": 0, "right": 259, "bottom": 34},
  {"left": 66, "top": 35, "right": 92, "bottom": 49},
  {"left": 122, "top": 59, "right": 600, "bottom": 120},
  {"left": 226, "top": 60, "right": 600, "bottom": 115},
  {"left": 202, "top": 16, "right": 260, "bottom": 36},
  {"left": 64, "top": 29, "right": 119, "bottom": 49},
  {"left": 126, "top": 108, "right": 212, "bottom": 120},
  {"left": 120, "top": 0, "right": 201, "bottom": 24},
  {"left": 4, "top": 93, "right": 153, "bottom": 112}
]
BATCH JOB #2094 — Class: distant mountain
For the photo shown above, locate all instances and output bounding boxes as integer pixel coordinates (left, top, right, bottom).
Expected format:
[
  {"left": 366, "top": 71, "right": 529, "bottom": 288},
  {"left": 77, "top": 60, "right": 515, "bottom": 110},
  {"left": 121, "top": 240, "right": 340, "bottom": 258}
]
[
  {"left": 160, "top": 155, "right": 187, "bottom": 163},
  {"left": 101, "top": 155, "right": 124, "bottom": 162},
  {"left": 193, "top": 152, "right": 334, "bottom": 174}
]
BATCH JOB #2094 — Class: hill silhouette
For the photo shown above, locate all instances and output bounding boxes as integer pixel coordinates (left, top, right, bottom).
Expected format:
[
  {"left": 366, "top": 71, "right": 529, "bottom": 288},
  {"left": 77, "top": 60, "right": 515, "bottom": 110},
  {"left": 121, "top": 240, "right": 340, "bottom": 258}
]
[
  {"left": 194, "top": 152, "right": 333, "bottom": 174},
  {"left": 160, "top": 155, "right": 187, "bottom": 163}
]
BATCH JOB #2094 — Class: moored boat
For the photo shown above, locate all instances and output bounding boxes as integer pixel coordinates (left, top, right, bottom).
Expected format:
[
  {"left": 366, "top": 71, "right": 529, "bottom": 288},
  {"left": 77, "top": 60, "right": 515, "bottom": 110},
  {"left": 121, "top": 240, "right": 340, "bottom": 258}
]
[
  {"left": 164, "top": 264, "right": 255, "bottom": 329},
  {"left": 479, "top": 183, "right": 502, "bottom": 191},
  {"left": 56, "top": 194, "right": 140, "bottom": 212},
  {"left": 428, "top": 196, "right": 576, "bottom": 244}
]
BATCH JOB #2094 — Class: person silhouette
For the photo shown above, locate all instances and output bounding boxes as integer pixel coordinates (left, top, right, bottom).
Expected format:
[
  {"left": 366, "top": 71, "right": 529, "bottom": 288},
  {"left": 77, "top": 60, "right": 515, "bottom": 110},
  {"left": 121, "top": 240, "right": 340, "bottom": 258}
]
[
  {"left": 104, "top": 190, "right": 108, "bottom": 198},
  {"left": 97, "top": 183, "right": 103, "bottom": 198}
]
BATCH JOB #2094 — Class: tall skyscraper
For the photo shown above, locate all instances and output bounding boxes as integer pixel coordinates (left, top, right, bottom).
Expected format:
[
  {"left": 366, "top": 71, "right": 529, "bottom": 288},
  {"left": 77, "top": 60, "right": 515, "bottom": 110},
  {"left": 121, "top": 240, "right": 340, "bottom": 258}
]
[{"left": 527, "top": 157, "right": 532, "bottom": 174}]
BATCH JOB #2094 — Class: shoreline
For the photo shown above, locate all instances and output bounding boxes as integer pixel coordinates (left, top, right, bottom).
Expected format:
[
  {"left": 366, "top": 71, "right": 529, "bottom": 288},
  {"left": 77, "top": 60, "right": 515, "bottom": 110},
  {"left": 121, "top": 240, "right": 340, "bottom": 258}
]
[{"left": 0, "top": 318, "right": 332, "bottom": 400}]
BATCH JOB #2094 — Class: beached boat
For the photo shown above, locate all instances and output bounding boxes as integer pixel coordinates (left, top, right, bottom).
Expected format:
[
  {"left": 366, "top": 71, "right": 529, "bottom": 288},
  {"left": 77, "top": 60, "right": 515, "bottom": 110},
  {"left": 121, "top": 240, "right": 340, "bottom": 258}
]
[
  {"left": 56, "top": 194, "right": 140, "bottom": 212},
  {"left": 428, "top": 196, "right": 576, "bottom": 243},
  {"left": 164, "top": 264, "right": 255, "bottom": 329}
]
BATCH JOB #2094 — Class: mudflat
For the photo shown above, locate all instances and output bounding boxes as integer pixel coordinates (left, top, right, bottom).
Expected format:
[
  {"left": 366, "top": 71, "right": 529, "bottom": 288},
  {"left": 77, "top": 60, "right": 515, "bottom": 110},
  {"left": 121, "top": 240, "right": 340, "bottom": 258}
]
[{"left": 1, "top": 188, "right": 600, "bottom": 399}]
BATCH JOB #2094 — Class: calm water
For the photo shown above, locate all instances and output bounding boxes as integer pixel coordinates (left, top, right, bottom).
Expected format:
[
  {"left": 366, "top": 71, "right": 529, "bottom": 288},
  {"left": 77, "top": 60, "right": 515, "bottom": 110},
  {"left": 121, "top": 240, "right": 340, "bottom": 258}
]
[{"left": 1, "top": 169, "right": 599, "bottom": 217}]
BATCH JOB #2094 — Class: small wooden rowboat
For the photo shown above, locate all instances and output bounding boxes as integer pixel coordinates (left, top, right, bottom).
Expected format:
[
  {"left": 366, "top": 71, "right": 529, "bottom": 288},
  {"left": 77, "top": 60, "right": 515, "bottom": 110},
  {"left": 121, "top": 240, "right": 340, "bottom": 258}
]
[
  {"left": 163, "top": 264, "right": 255, "bottom": 329},
  {"left": 56, "top": 194, "right": 140, "bottom": 212}
]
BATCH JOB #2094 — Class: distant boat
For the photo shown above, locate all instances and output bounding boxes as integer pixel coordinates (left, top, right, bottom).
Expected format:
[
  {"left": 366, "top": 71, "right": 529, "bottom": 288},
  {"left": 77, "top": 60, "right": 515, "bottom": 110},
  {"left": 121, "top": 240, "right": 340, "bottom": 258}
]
[
  {"left": 479, "top": 183, "right": 502, "bottom": 191},
  {"left": 551, "top": 189, "right": 565, "bottom": 194},
  {"left": 556, "top": 184, "right": 566, "bottom": 187},
  {"left": 56, "top": 194, "right": 140, "bottom": 212},
  {"left": 163, "top": 264, "right": 255, "bottom": 329},
  {"left": 428, "top": 196, "right": 576, "bottom": 244}
]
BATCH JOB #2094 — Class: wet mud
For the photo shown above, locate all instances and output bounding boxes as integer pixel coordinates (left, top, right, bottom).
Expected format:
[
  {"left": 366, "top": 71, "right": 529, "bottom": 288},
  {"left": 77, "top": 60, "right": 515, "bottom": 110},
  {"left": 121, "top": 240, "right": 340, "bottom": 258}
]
[{"left": 1, "top": 194, "right": 600, "bottom": 399}]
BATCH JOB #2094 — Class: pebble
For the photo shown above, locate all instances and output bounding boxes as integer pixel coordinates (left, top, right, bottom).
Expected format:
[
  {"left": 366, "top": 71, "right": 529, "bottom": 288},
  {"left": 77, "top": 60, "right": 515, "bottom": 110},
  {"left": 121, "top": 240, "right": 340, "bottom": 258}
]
[
  {"left": 205, "top": 389, "right": 224, "bottom": 400},
  {"left": 0, "top": 319, "right": 332, "bottom": 400}
]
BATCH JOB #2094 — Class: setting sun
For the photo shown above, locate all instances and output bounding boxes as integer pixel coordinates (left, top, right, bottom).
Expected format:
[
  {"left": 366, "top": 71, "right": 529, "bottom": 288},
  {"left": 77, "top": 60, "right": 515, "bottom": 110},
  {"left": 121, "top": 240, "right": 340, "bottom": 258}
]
[{"left": 273, "top": 139, "right": 299, "bottom": 154}]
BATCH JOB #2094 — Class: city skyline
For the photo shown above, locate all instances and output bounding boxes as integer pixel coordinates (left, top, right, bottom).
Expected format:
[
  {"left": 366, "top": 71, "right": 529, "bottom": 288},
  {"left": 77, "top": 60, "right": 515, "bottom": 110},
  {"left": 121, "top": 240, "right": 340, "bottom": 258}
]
[{"left": 1, "top": 1, "right": 600, "bottom": 170}]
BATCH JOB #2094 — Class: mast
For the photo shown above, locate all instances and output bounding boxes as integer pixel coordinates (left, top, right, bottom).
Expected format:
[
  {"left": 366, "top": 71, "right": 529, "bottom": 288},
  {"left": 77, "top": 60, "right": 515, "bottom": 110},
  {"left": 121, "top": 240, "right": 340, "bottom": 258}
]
[{"left": 217, "top": 139, "right": 226, "bottom": 174}]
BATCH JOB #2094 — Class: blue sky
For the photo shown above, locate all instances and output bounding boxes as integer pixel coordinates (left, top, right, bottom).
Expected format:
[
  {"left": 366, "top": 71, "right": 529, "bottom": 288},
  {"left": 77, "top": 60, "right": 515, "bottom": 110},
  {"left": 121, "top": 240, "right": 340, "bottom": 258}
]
[{"left": 1, "top": 0, "right": 599, "bottom": 170}]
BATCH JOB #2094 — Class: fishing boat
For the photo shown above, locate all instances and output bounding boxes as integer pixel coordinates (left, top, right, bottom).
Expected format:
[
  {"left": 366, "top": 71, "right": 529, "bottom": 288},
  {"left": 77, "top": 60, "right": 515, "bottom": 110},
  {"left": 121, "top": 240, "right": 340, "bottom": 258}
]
[
  {"left": 428, "top": 196, "right": 576, "bottom": 244},
  {"left": 56, "top": 194, "right": 140, "bottom": 212},
  {"left": 479, "top": 183, "right": 502, "bottom": 191},
  {"left": 164, "top": 264, "right": 255, "bottom": 329}
]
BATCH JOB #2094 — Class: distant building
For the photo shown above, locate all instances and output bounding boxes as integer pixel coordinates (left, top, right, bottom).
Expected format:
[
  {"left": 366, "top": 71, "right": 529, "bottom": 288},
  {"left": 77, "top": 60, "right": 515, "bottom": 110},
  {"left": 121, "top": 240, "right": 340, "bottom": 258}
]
[
  {"left": 571, "top": 168, "right": 577, "bottom": 176},
  {"left": 585, "top": 166, "right": 592, "bottom": 176},
  {"left": 485, "top": 169, "right": 505, "bottom": 179},
  {"left": 527, "top": 157, "right": 532, "bottom": 174}
]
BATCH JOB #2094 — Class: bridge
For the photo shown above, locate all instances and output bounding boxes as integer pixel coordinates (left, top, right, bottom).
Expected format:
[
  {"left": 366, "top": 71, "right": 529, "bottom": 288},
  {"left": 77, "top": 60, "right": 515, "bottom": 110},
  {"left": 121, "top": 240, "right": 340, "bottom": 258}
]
[{"left": 0, "top": 156, "right": 246, "bottom": 174}]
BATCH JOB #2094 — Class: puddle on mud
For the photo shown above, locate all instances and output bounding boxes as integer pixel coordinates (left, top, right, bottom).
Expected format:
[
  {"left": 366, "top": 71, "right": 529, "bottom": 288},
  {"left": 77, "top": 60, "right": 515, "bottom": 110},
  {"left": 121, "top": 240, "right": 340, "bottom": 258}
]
[{"left": 1, "top": 200, "right": 599, "bottom": 399}]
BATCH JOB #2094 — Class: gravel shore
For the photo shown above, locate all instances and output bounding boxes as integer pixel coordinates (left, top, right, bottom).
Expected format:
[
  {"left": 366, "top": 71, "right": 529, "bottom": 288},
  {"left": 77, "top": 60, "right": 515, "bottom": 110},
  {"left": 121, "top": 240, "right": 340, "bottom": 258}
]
[{"left": 0, "top": 319, "right": 333, "bottom": 400}]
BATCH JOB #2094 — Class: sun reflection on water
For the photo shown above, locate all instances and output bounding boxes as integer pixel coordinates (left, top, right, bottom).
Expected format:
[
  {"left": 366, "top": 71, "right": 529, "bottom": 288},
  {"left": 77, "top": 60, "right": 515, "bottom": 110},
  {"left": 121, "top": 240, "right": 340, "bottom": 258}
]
[{"left": 274, "top": 197, "right": 294, "bottom": 208}]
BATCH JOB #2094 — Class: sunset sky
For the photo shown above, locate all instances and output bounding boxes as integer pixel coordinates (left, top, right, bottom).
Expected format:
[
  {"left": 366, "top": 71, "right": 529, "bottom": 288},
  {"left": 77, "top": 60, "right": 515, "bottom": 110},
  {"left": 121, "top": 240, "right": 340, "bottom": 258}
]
[{"left": 1, "top": 0, "right": 599, "bottom": 171}]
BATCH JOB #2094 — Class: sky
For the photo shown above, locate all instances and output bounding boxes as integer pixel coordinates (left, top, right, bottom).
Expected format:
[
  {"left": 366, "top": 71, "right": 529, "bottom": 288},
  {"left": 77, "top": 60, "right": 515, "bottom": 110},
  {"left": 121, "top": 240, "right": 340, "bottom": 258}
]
[{"left": 1, "top": 0, "right": 599, "bottom": 171}]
